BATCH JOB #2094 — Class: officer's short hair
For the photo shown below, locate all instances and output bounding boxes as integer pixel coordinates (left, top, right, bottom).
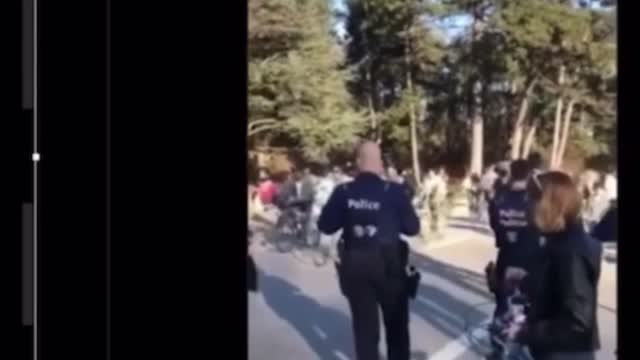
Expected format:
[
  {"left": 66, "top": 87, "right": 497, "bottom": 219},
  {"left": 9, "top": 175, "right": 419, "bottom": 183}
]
[
  {"left": 527, "top": 152, "right": 543, "bottom": 170},
  {"left": 531, "top": 171, "right": 582, "bottom": 233},
  {"left": 510, "top": 160, "right": 530, "bottom": 181}
]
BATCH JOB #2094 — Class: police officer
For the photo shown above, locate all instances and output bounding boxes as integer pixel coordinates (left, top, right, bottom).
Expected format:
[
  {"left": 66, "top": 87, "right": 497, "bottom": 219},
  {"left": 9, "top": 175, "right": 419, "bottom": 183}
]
[
  {"left": 318, "top": 141, "right": 420, "bottom": 360},
  {"left": 488, "top": 160, "right": 545, "bottom": 320}
]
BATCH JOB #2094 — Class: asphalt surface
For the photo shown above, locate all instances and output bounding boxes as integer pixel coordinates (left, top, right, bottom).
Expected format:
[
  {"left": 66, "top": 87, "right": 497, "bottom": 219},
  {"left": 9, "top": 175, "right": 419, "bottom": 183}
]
[{"left": 248, "top": 217, "right": 617, "bottom": 360}]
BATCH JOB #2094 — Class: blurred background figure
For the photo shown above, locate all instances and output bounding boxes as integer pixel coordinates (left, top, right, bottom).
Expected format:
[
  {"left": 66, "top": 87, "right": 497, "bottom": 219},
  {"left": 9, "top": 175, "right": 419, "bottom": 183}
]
[
  {"left": 527, "top": 152, "right": 544, "bottom": 177},
  {"left": 308, "top": 164, "right": 339, "bottom": 257},
  {"left": 257, "top": 171, "right": 277, "bottom": 207},
  {"left": 401, "top": 169, "right": 417, "bottom": 200},
  {"left": 583, "top": 177, "right": 609, "bottom": 232},
  {"left": 603, "top": 167, "right": 617, "bottom": 203},
  {"left": 468, "top": 173, "right": 483, "bottom": 220},
  {"left": 428, "top": 168, "right": 448, "bottom": 236},
  {"left": 592, "top": 199, "right": 617, "bottom": 244}
]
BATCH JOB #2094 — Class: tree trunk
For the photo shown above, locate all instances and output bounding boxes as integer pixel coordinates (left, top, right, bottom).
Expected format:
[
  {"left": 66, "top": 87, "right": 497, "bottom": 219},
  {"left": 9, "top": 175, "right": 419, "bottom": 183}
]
[
  {"left": 557, "top": 98, "right": 577, "bottom": 169},
  {"left": 470, "top": 80, "right": 484, "bottom": 175},
  {"left": 550, "top": 66, "right": 566, "bottom": 169},
  {"left": 405, "top": 25, "right": 421, "bottom": 186},
  {"left": 510, "top": 79, "right": 537, "bottom": 160},
  {"left": 366, "top": 68, "right": 378, "bottom": 142},
  {"left": 367, "top": 93, "right": 377, "bottom": 138},
  {"left": 522, "top": 119, "right": 539, "bottom": 159},
  {"left": 469, "top": 11, "right": 485, "bottom": 175},
  {"left": 410, "top": 99, "right": 421, "bottom": 186},
  {"left": 550, "top": 98, "right": 564, "bottom": 168}
]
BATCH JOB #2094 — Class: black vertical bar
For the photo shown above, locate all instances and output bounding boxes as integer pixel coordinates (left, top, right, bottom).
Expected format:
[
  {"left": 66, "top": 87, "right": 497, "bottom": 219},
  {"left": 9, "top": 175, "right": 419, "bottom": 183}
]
[
  {"left": 0, "top": 0, "right": 32, "bottom": 358},
  {"left": 22, "top": 0, "right": 33, "bottom": 109},
  {"left": 39, "top": 0, "right": 107, "bottom": 358},
  {"left": 22, "top": 203, "right": 34, "bottom": 326}
]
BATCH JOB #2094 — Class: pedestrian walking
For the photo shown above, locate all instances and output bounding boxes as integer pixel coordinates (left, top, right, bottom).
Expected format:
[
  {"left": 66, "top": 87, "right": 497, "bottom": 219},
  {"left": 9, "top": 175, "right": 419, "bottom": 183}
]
[
  {"left": 510, "top": 171, "right": 602, "bottom": 360},
  {"left": 468, "top": 173, "right": 482, "bottom": 219},
  {"left": 428, "top": 169, "right": 447, "bottom": 235},
  {"left": 308, "top": 165, "right": 339, "bottom": 256},
  {"left": 318, "top": 141, "right": 420, "bottom": 360}
]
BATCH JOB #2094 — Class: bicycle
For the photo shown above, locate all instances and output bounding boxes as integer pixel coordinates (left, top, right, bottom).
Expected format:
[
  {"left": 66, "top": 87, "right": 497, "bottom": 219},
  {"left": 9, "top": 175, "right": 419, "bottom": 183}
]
[
  {"left": 464, "top": 290, "right": 534, "bottom": 360},
  {"left": 274, "top": 205, "right": 330, "bottom": 267}
]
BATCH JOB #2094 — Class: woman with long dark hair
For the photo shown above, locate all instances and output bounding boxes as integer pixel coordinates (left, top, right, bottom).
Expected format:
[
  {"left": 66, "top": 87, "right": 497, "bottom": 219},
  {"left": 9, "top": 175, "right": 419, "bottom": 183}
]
[{"left": 514, "top": 172, "right": 602, "bottom": 360}]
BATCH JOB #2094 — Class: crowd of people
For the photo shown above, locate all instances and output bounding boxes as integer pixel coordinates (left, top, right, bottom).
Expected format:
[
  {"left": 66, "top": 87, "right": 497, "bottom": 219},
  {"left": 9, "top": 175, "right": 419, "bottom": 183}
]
[
  {"left": 248, "top": 146, "right": 616, "bottom": 360},
  {"left": 248, "top": 152, "right": 617, "bottom": 247}
]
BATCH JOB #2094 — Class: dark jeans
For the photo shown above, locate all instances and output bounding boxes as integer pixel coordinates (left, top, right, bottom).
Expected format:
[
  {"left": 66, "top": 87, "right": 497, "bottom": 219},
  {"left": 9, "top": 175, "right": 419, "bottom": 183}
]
[{"left": 341, "top": 248, "right": 410, "bottom": 360}]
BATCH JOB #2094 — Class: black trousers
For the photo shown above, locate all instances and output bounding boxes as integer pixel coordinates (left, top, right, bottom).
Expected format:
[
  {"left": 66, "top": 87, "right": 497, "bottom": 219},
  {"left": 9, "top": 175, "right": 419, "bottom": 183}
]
[{"left": 341, "top": 247, "right": 410, "bottom": 360}]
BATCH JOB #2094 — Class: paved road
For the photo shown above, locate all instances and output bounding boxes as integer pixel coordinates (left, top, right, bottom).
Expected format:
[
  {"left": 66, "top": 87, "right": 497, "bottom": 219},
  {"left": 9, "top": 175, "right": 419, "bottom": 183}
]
[{"left": 249, "top": 218, "right": 617, "bottom": 360}]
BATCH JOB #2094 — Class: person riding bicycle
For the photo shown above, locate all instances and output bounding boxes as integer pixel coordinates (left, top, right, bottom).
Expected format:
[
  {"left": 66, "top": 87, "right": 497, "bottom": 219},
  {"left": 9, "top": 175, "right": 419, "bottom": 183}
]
[{"left": 275, "top": 170, "right": 315, "bottom": 236}]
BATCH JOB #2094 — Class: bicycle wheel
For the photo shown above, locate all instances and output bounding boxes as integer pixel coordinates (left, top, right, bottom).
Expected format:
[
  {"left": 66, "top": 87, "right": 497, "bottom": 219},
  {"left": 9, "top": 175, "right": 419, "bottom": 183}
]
[
  {"left": 274, "top": 216, "right": 296, "bottom": 253},
  {"left": 464, "top": 302, "right": 534, "bottom": 360},
  {"left": 274, "top": 232, "right": 295, "bottom": 253},
  {"left": 466, "top": 320, "right": 496, "bottom": 357},
  {"left": 463, "top": 302, "right": 497, "bottom": 357}
]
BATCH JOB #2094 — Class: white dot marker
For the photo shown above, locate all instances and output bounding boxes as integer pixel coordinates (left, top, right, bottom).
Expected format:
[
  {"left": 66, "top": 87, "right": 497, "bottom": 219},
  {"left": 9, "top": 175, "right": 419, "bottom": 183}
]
[{"left": 32, "top": 153, "right": 40, "bottom": 162}]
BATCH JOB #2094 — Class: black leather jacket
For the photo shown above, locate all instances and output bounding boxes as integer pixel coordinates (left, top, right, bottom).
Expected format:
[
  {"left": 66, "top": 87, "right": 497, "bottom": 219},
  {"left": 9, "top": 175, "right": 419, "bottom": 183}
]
[{"left": 519, "top": 224, "right": 602, "bottom": 356}]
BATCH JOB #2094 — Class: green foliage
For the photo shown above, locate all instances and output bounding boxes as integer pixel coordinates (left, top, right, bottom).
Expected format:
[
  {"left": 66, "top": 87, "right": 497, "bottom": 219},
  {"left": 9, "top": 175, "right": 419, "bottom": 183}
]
[
  {"left": 249, "top": 0, "right": 616, "bottom": 167},
  {"left": 248, "top": 0, "right": 365, "bottom": 162}
]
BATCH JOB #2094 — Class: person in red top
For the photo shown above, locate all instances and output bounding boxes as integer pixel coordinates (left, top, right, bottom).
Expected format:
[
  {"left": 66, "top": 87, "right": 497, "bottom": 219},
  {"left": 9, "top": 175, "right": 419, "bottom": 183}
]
[{"left": 257, "top": 172, "right": 277, "bottom": 205}]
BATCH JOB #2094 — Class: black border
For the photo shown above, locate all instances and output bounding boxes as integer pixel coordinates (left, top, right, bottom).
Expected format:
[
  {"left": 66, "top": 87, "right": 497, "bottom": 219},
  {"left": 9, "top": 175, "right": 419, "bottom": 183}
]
[
  {"left": 38, "top": 0, "right": 108, "bottom": 358},
  {"left": 0, "top": 1, "right": 32, "bottom": 359},
  {"left": 20, "top": 0, "right": 639, "bottom": 359},
  {"left": 615, "top": 0, "right": 631, "bottom": 358},
  {"left": 110, "top": 1, "right": 247, "bottom": 358}
]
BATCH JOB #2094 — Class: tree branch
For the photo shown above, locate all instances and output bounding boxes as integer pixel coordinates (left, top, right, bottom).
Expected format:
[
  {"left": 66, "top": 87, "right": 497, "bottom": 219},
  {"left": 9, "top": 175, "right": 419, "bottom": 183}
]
[
  {"left": 248, "top": 123, "right": 282, "bottom": 137},
  {"left": 248, "top": 118, "right": 278, "bottom": 130}
]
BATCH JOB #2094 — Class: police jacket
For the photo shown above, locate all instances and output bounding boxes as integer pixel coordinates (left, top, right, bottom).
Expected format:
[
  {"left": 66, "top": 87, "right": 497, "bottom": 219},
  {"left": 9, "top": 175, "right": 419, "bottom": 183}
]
[
  {"left": 488, "top": 183, "right": 544, "bottom": 279},
  {"left": 317, "top": 172, "right": 420, "bottom": 250},
  {"left": 519, "top": 223, "right": 602, "bottom": 356}
]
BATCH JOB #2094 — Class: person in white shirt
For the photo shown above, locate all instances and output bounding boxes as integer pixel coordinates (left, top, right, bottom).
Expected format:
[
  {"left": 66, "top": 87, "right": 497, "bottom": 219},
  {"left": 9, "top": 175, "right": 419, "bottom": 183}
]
[
  {"left": 604, "top": 170, "right": 617, "bottom": 202},
  {"left": 583, "top": 178, "right": 610, "bottom": 232},
  {"left": 307, "top": 166, "right": 340, "bottom": 256}
]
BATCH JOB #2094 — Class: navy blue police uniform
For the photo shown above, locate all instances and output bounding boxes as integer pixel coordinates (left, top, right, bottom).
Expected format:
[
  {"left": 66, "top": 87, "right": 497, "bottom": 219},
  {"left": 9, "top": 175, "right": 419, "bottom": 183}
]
[
  {"left": 488, "top": 184, "right": 545, "bottom": 317},
  {"left": 318, "top": 172, "right": 420, "bottom": 360}
]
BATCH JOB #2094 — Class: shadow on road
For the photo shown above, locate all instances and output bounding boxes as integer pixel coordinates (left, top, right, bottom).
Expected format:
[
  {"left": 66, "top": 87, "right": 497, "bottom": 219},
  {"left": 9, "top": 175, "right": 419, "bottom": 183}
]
[
  {"left": 412, "top": 282, "right": 489, "bottom": 339},
  {"left": 407, "top": 254, "right": 492, "bottom": 357},
  {"left": 411, "top": 253, "right": 493, "bottom": 302},
  {"left": 260, "top": 273, "right": 432, "bottom": 360},
  {"left": 260, "top": 273, "right": 354, "bottom": 360}
]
